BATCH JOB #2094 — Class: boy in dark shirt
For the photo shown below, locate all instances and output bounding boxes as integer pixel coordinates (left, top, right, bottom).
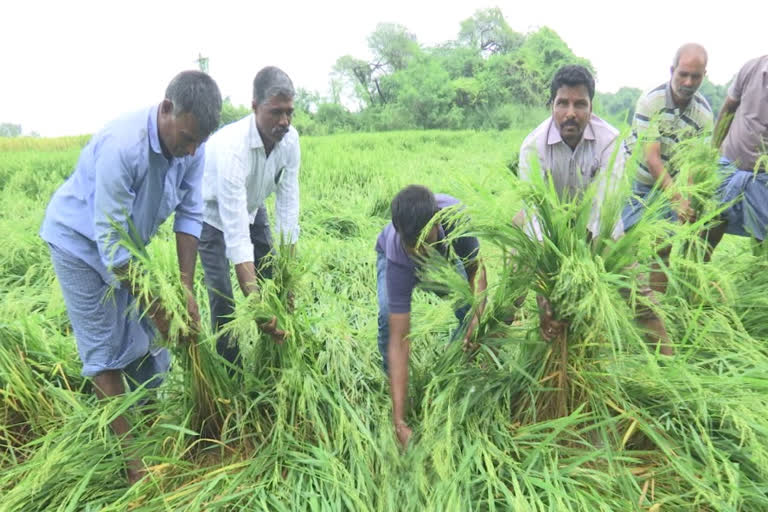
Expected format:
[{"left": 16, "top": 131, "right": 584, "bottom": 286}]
[{"left": 375, "top": 185, "right": 487, "bottom": 447}]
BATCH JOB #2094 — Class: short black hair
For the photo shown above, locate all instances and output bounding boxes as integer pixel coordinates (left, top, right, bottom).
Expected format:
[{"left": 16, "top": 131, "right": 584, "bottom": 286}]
[
  {"left": 165, "top": 70, "right": 222, "bottom": 138},
  {"left": 391, "top": 185, "right": 438, "bottom": 248},
  {"left": 548, "top": 65, "right": 595, "bottom": 106}
]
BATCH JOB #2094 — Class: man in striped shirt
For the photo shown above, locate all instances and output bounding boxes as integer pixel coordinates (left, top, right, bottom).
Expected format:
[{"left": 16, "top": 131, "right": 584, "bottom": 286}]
[
  {"left": 621, "top": 43, "right": 713, "bottom": 236},
  {"left": 618, "top": 44, "right": 712, "bottom": 356}
]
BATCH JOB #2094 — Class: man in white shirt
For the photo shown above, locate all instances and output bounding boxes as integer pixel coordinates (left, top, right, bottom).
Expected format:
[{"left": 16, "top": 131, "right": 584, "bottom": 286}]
[{"left": 199, "top": 66, "right": 300, "bottom": 368}]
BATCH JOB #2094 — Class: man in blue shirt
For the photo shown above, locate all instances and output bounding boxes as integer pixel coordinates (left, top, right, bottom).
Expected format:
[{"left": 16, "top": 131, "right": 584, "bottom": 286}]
[
  {"left": 40, "top": 70, "right": 222, "bottom": 484},
  {"left": 376, "top": 185, "right": 487, "bottom": 448}
]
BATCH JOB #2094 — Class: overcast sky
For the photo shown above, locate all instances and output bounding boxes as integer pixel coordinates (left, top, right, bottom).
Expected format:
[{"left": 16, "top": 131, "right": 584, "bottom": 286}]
[{"left": 2, "top": 0, "right": 766, "bottom": 136}]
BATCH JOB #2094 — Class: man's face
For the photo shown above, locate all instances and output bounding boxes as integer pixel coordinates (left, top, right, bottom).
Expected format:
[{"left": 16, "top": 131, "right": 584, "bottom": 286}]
[
  {"left": 552, "top": 84, "right": 592, "bottom": 146},
  {"left": 158, "top": 100, "right": 204, "bottom": 158},
  {"left": 253, "top": 94, "right": 294, "bottom": 147},
  {"left": 670, "top": 53, "right": 706, "bottom": 103},
  {"left": 404, "top": 224, "right": 440, "bottom": 257}
]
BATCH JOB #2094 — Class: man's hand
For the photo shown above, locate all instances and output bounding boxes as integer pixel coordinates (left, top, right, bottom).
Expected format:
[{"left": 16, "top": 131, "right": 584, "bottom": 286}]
[
  {"left": 673, "top": 195, "right": 696, "bottom": 224},
  {"left": 462, "top": 313, "right": 481, "bottom": 353},
  {"left": 148, "top": 302, "right": 172, "bottom": 341},
  {"left": 126, "top": 458, "right": 146, "bottom": 485},
  {"left": 537, "top": 295, "right": 567, "bottom": 341},
  {"left": 395, "top": 421, "right": 412, "bottom": 449},
  {"left": 178, "top": 291, "right": 201, "bottom": 345},
  {"left": 259, "top": 316, "right": 286, "bottom": 344}
]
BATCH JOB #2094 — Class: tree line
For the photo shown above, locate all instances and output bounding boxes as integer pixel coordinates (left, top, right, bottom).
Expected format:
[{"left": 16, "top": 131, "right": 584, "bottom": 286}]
[{"left": 2, "top": 8, "right": 730, "bottom": 138}]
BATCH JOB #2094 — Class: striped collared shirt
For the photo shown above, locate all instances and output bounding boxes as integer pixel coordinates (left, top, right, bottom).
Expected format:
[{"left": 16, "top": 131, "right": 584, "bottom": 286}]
[{"left": 623, "top": 82, "right": 713, "bottom": 185}]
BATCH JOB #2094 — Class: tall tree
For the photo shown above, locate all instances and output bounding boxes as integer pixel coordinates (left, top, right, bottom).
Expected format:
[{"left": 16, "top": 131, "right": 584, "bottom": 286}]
[
  {"left": 367, "top": 23, "right": 421, "bottom": 72},
  {"left": 457, "top": 8, "right": 523, "bottom": 56},
  {"left": 333, "top": 55, "right": 379, "bottom": 107}
]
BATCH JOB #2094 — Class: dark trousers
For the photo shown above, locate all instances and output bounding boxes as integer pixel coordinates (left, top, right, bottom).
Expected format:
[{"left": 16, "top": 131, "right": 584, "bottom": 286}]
[{"left": 199, "top": 207, "right": 274, "bottom": 367}]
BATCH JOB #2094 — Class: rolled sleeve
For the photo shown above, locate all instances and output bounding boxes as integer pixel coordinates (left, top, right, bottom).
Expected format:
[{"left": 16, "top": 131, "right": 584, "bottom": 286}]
[
  {"left": 274, "top": 139, "right": 301, "bottom": 245},
  {"left": 217, "top": 152, "right": 254, "bottom": 265},
  {"left": 92, "top": 138, "right": 136, "bottom": 271},
  {"left": 173, "top": 147, "right": 205, "bottom": 238}
]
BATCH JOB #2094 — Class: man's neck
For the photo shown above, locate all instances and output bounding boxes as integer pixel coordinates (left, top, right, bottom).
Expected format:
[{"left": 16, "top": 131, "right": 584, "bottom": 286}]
[
  {"left": 671, "top": 89, "right": 692, "bottom": 110},
  {"left": 563, "top": 136, "right": 581, "bottom": 151},
  {"left": 257, "top": 126, "right": 275, "bottom": 157}
]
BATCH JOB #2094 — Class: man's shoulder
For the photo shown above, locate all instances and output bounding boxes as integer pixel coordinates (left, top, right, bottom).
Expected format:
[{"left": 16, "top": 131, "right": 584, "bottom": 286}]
[
  {"left": 740, "top": 55, "right": 768, "bottom": 77},
  {"left": 435, "top": 193, "right": 460, "bottom": 209},
  {"left": 283, "top": 126, "right": 300, "bottom": 149},
  {"left": 691, "top": 91, "right": 713, "bottom": 116},
  {"left": 377, "top": 223, "right": 410, "bottom": 266},
  {"left": 636, "top": 83, "right": 668, "bottom": 114},
  {"left": 208, "top": 115, "right": 252, "bottom": 146},
  {"left": 589, "top": 114, "right": 619, "bottom": 138},
  {"left": 91, "top": 107, "right": 154, "bottom": 162},
  {"left": 522, "top": 117, "right": 552, "bottom": 148}
]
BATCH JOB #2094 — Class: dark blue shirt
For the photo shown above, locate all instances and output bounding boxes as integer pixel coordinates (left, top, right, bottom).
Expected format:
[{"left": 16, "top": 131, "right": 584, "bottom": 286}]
[
  {"left": 40, "top": 105, "right": 205, "bottom": 284},
  {"left": 375, "top": 194, "right": 479, "bottom": 313}
]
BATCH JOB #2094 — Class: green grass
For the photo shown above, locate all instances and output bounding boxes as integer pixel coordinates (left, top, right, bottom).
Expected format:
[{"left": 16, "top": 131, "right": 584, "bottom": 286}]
[{"left": 1, "top": 129, "right": 767, "bottom": 511}]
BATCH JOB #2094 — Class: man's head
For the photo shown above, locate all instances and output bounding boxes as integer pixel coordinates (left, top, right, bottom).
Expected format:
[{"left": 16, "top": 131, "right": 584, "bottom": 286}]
[
  {"left": 157, "top": 70, "right": 222, "bottom": 158},
  {"left": 391, "top": 185, "right": 440, "bottom": 252},
  {"left": 548, "top": 65, "right": 595, "bottom": 149},
  {"left": 252, "top": 66, "right": 295, "bottom": 148},
  {"left": 670, "top": 43, "right": 707, "bottom": 105}
]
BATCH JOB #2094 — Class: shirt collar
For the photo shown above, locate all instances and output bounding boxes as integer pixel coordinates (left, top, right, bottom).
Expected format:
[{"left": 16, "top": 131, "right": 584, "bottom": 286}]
[
  {"left": 148, "top": 104, "right": 163, "bottom": 155},
  {"left": 665, "top": 81, "right": 696, "bottom": 113},
  {"left": 546, "top": 115, "right": 596, "bottom": 146},
  {"left": 248, "top": 113, "right": 265, "bottom": 150}
]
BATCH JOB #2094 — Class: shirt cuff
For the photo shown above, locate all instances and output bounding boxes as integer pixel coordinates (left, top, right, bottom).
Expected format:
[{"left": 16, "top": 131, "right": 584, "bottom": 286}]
[
  {"left": 226, "top": 242, "right": 255, "bottom": 266},
  {"left": 275, "top": 225, "right": 300, "bottom": 245},
  {"left": 173, "top": 216, "right": 203, "bottom": 238}
]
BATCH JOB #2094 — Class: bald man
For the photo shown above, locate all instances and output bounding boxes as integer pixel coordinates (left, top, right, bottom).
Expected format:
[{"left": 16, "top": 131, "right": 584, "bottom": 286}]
[{"left": 620, "top": 44, "right": 713, "bottom": 289}]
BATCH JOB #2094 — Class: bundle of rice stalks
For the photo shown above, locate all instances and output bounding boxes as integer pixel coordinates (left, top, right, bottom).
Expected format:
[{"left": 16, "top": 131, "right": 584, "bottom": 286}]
[{"left": 110, "top": 220, "right": 234, "bottom": 440}]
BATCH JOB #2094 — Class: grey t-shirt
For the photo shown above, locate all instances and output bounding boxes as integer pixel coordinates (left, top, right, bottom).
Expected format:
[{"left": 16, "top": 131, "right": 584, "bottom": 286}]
[
  {"left": 375, "top": 194, "right": 479, "bottom": 314},
  {"left": 721, "top": 55, "right": 768, "bottom": 172}
]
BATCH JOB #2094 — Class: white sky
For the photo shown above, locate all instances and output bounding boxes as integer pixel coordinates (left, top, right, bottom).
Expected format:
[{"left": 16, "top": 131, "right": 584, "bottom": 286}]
[{"left": 2, "top": 0, "right": 766, "bottom": 136}]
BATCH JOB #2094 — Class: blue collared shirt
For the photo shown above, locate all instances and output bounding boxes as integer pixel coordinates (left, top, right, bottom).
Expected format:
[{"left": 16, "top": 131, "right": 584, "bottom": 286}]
[{"left": 40, "top": 105, "right": 205, "bottom": 284}]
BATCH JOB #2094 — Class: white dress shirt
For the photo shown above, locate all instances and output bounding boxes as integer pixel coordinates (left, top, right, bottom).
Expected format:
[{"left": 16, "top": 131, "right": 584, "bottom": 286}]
[{"left": 202, "top": 114, "right": 300, "bottom": 265}]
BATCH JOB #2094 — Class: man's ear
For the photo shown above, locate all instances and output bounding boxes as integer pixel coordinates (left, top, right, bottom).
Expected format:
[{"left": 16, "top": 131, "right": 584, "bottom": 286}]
[{"left": 161, "top": 99, "right": 174, "bottom": 114}]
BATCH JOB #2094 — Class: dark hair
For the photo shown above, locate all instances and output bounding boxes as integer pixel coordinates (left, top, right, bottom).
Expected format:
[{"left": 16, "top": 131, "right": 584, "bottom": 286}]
[
  {"left": 548, "top": 65, "right": 595, "bottom": 106},
  {"left": 391, "top": 185, "right": 438, "bottom": 248},
  {"left": 165, "top": 70, "right": 222, "bottom": 138},
  {"left": 253, "top": 66, "right": 295, "bottom": 104}
]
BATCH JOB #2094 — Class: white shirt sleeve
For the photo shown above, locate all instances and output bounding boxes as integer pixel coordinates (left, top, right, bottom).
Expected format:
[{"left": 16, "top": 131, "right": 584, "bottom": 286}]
[
  {"left": 216, "top": 151, "right": 255, "bottom": 265},
  {"left": 273, "top": 134, "right": 301, "bottom": 245}
]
